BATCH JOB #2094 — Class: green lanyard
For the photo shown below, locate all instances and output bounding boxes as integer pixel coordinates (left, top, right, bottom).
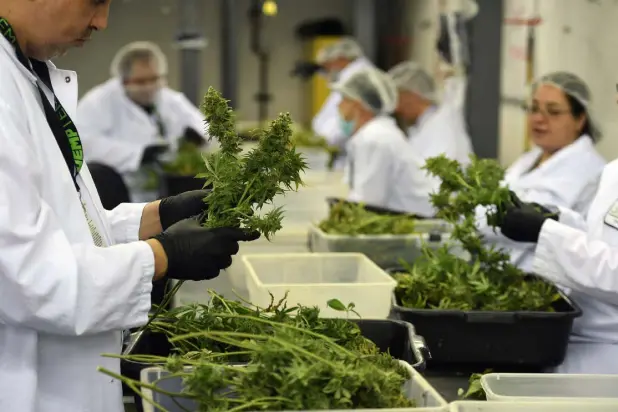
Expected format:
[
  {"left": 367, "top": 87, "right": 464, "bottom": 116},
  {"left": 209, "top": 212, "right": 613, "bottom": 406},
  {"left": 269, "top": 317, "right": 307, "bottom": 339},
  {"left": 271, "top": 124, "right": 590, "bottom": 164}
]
[{"left": 0, "top": 18, "right": 83, "bottom": 192}]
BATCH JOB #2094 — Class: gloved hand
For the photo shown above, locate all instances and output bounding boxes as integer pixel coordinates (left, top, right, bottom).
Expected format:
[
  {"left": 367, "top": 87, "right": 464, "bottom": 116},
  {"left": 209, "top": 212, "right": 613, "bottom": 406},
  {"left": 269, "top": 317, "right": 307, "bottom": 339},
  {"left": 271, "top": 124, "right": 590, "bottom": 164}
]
[
  {"left": 153, "top": 218, "right": 260, "bottom": 281},
  {"left": 159, "top": 189, "right": 211, "bottom": 230},
  {"left": 180, "top": 127, "right": 207, "bottom": 146},
  {"left": 500, "top": 191, "right": 559, "bottom": 243},
  {"left": 141, "top": 143, "right": 169, "bottom": 166}
]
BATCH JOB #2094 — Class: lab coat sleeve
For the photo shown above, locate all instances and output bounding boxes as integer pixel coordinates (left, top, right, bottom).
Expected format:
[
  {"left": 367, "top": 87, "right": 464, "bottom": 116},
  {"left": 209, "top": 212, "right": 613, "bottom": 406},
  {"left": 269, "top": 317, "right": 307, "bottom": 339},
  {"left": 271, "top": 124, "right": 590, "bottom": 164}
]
[
  {"left": 105, "top": 203, "right": 148, "bottom": 244},
  {"left": 347, "top": 140, "right": 390, "bottom": 206},
  {"left": 533, "top": 219, "right": 618, "bottom": 305},
  {"left": 0, "top": 114, "right": 154, "bottom": 336},
  {"left": 556, "top": 206, "right": 587, "bottom": 231},
  {"left": 77, "top": 97, "right": 145, "bottom": 173},
  {"left": 312, "top": 92, "right": 347, "bottom": 148}
]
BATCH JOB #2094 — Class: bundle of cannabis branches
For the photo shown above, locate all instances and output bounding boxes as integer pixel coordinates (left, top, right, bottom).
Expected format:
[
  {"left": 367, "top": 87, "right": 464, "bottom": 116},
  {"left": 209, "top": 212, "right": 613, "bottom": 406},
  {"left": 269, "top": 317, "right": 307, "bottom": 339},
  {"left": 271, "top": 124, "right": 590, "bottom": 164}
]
[
  {"left": 161, "top": 141, "right": 207, "bottom": 176},
  {"left": 393, "top": 154, "right": 560, "bottom": 311},
  {"left": 101, "top": 291, "right": 414, "bottom": 411},
  {"left": 139, "top": 87, "right": 308, "bottom": 342}
]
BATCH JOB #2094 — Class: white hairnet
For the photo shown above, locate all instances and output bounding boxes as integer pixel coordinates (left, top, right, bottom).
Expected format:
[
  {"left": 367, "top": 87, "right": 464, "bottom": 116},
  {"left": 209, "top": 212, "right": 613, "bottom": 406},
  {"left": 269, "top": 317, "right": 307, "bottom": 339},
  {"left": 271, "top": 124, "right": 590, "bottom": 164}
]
[
  {"left": 110, "top": 41, "right": 168, "bottom": 78},
  {"left": 533, "top": 71, "right": 601, "bottom": 140},
  {"left": 331, "top": 67, "right": 398, "bottom": 114},
  {"left": 316, "top": 37, "right": 363, "bottom": 65},
  {"left": 388, "top": 61, "right": 437, "bottom": 101}
]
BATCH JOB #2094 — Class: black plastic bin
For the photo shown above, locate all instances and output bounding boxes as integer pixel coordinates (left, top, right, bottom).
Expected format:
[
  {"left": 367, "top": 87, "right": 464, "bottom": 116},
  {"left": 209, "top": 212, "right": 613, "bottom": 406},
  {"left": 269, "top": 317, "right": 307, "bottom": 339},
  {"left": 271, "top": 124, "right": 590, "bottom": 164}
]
[
  {"left": 158, "top": 173, "right": 208, "bottom": 197},
  {"left": 387, "top": 267, "right": 582, "bottom": 369},
  {"left": 121, "top": 319, "right": 429, "bottom": 411}
]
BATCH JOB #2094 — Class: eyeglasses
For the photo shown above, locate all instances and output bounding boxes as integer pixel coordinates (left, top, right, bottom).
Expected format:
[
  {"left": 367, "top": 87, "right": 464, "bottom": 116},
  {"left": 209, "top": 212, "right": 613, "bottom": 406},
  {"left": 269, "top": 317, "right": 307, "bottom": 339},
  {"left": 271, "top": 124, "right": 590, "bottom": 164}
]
[{"left": 525, "top": 105, "right": 570, "bottom": 118}]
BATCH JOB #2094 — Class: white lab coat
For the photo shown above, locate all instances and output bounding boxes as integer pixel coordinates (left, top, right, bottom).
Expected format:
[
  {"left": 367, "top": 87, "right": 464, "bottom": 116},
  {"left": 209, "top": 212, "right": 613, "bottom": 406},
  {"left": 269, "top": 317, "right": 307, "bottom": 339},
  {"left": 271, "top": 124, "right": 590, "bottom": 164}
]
[
  {"left": 476, "top": 136, "right": 605, "bottom": 273},
  {"left": 0, "top": 36, "right": 153, "bottom": 412},
  {"left": 533, "top": 157, "right": 618, "bottom": 374},
  {"left": 345, "top": 116, "right": 438, "bottom": 216},
  {"left": 311, "top": 57, "right": 373, "bottom": 169},
  {"left": 77, "top": 78, "right": 209, "bottom": 201},
  {"left": 407, "top": 77, "right": 474, "bottom": 165}
]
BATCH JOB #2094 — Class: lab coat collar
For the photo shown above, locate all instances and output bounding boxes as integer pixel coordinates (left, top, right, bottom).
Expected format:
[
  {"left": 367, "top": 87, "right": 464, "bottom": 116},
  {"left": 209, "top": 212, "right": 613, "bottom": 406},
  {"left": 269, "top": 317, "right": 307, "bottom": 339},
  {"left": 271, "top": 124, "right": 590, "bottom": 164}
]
[
  {"left": 0, "top": 35, "right": 79, "bottom": 115},
  {"left": 415, "top": 105, "right": 438, "bottom": 128},
  {"left": 527, "top": 134, "right": 595, "bottom": 173}
]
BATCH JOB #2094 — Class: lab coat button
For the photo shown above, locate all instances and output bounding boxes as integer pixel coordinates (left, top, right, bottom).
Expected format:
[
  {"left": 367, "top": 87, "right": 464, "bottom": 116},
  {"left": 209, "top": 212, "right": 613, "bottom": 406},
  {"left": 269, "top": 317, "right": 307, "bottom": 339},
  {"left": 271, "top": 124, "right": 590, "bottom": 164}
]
[{"left": 65, "top": 76, "right": 71, "bottom": 83}]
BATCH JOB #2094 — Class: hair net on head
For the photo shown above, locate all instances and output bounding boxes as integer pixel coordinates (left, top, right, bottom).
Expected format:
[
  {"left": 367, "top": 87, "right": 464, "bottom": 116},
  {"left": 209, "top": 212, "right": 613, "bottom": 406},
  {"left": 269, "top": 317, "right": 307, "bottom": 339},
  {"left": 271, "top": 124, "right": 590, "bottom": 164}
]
[
  {"left": 316, "top": 37, "right": 363, "bottom": 65},
  {"left": 533, "top": 71, "right": 601, "bottom": 140},
  {"left": 110, "top": 41, "right": 169, "bottom": 79},
  {"left": 388, "top": 61, "right": 437, "bottom": 101},
  {"left": 331, "top": 67, "right": 398, "bottom": 114}
]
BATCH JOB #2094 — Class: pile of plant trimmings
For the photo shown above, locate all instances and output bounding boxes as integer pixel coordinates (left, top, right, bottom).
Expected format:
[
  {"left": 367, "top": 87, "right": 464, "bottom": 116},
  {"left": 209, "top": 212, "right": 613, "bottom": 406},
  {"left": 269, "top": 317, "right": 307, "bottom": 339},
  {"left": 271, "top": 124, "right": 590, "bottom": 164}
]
[
  {"left": 393, "top": 154, "right": 561, "bottom": 311},
  {"left": 318, "top": 200, "right": 419, "bottom": 235},
  {"left": 101, "top": 292, "right": 414, "bottom": 411}
]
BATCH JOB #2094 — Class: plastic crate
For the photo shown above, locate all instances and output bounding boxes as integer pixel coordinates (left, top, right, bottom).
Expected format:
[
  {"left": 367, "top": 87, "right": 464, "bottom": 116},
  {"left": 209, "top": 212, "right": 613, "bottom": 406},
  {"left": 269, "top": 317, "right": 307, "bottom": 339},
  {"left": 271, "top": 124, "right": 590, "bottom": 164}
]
[
  {"left": 481, "top": 373, "right": 618, "bottom": 403},
  {"left": 243, "top": 253, "right": 396, "bottom": 319},
  {"left": 139, "top": 361, "right": 448, "bottom": 412},
  {"left": 307, "top": 226, "right": 452, "bottom": 269},
  {"left": 449, "top": 400, "right": 618, "bottom": 412},
  {"left": 388, "top": 267, "right": 582, "bottom": 368}
]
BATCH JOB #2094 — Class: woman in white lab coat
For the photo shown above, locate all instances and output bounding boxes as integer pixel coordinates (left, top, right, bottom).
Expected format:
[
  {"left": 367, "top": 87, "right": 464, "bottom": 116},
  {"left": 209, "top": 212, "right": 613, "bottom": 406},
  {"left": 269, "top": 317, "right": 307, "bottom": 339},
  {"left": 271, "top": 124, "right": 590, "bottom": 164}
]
[
  {"left": 312, "top": 37, "right": 374, "bottom": 169},
  {"left": 330, "top": 67, "right": 438, "bottom": 216},
  {"left": 478, "top": 72, "right": 606, "bottom": 273},
  {"left": 77, "top": 42, "right": 211, "bottom": 201},
  {"left": 499, "top": 155, "right": 618, "bottom": 374},
  {"left": 388, "top": 60, "right": 474, "bottom": 165},
  {"left": 0, "top": 7, "right": 259, "bottom": 411}
]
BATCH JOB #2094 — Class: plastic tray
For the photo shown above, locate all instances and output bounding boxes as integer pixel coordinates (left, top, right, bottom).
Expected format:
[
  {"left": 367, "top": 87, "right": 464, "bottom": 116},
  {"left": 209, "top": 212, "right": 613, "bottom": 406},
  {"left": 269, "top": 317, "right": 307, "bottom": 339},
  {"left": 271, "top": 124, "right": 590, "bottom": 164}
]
[
  {"left": 243, "top": 253, "right": 396, "bottom": 319},
  {"left": 388, "top": 268, "right": 582, "bottom": 368},
  {"left": 449, "top": 400, "right": 618, "bottom": 412},
  {"left": 122, "top": 319, "right": 433, "bottom": 412},
  {"left": 307, "top": 226, "right": 451, "bottom": 269},
  {"left": 481, "top": 373, "right": 618, "bottom": 403},
  {"left": 139, "top": 361, "right": 447, "bottom": 412}
]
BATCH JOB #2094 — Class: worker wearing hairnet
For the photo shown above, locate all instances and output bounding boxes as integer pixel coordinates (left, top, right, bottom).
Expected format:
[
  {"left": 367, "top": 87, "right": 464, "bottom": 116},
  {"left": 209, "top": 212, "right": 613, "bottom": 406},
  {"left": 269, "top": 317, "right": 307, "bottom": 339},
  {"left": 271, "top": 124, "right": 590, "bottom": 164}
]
[
  {"left": 476, "top": 71, "right": 605, "bottom": 278},
  {"left": 488, "top": 72, "right": 617, "bottom": 375},
  {"left": 331, "top": 67, "right": 438, "bottom": 216},
  {"left": 388, "top": 60, "right": 473, "bottom": 165},
  {"left": 77, "top": 41, "right": 213, "bottom": 202},
  {"left": 312, "top": 37, "right": 374, "bottom": 169}
]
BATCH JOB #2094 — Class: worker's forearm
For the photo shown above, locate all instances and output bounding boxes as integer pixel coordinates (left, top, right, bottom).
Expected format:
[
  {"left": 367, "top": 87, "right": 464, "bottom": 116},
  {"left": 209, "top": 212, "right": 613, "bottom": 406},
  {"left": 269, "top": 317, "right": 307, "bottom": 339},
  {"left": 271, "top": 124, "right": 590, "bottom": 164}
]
[
  {"left": 146, "top": 239, "right": 168, "bottom": 280},
  {"left": 139, "top": 200, "right": 163, "bottom": 240}
]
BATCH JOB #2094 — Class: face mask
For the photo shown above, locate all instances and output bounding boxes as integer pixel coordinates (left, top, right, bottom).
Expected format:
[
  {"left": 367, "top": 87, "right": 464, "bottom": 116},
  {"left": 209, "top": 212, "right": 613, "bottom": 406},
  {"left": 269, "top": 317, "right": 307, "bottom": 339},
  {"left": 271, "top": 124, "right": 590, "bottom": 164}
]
[
  {"left": 125, "top": 84, "right": 161, "bottom": 106},
  {"left": 340, "top": 117, "right": 356, "bottom": 137}
]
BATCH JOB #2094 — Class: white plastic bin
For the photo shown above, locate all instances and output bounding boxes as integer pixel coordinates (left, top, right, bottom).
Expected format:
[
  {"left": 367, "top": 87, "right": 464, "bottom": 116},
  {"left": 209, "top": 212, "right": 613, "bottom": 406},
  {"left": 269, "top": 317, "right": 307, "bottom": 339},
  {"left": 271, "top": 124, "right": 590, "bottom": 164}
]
[
  {"left": 308, "top": 225, "right": 452, "bottom": 269},
  {"left": 449, "top": 400, "right": 618, "bottom": 412},
  {"left": 242, "top": 253, "right": 396, "bottom": 319},
  {"left": 481, "top": 373, "right": 618, "bottom": 403},
  {"left": 140, "top": 361, "right": 448, "bottom": 412}
]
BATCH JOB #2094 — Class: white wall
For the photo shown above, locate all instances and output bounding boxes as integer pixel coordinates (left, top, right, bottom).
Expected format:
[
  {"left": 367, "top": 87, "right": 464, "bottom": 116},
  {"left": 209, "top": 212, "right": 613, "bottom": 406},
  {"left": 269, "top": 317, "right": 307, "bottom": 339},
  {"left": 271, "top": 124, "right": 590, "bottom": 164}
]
[{"left": 54, "top": 0, "right": 354, "bottom": 123}]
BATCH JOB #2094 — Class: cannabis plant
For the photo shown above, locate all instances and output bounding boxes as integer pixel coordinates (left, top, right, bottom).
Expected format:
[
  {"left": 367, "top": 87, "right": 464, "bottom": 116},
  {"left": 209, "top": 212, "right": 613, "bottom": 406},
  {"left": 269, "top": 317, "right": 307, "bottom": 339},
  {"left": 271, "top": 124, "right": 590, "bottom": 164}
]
[{"left": 394, "top": 154, "right": 561, "bottom": 312}]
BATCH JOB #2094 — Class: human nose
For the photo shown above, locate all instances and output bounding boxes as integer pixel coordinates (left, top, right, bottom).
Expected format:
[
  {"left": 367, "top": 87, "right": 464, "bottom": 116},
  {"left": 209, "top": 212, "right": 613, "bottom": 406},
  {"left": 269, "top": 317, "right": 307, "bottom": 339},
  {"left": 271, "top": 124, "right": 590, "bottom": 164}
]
[{"left": 91, "top": 4, "right": 111, "bottom": 31}]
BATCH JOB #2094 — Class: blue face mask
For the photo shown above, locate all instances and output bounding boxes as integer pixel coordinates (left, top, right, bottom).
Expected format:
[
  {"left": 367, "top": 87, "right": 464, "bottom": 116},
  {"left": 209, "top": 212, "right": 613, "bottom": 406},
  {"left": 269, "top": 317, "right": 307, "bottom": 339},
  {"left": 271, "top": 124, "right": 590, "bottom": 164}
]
[{"left": 340, "top": 118, "right": 356, "bottom": 137}]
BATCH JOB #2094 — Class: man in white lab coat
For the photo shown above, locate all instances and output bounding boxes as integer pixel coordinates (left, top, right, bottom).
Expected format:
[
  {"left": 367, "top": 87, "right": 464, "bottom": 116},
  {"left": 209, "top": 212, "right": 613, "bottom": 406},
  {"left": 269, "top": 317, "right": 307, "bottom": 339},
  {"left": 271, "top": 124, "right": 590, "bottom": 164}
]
[
  {"left": 331, "top": 67, "right": 438, "bottom": 216},
  {"left": 312, "top": 37, "right": 373, "bottom": 169},
  {"left": 388, "top": 60, "right": 473, "bottom": 165},
  {"left": 0, "top": 2, "right": 259, "bottom": 411},
  {"left": 77, "top": 41, "right": 211, "bottom": 201}
]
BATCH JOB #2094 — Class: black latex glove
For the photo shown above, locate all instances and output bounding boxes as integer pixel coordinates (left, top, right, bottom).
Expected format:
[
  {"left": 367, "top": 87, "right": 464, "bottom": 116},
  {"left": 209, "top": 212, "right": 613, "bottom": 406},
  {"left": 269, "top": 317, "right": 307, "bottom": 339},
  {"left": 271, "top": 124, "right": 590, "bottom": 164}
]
[
  {"left": 141, "top": 143, "right": 169, "bottom": 166},
  {"left": 159, "top": 189, "right": 211, "bottom": 230},
  {"left": 180, "top": 127, "right": 206, "bottom": 146},
  {"left": 153, "top": 218, "right": 260, "bottom": 281},
  {"left": 500, "top": 191, "right": 559, "bottom": 243}
]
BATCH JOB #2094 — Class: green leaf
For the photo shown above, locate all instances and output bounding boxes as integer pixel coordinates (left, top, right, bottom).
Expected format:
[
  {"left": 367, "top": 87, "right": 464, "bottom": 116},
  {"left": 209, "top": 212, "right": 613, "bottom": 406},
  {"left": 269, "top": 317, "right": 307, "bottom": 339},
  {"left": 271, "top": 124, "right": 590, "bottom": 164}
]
[{"left": 327, "top": 299, "right": 347, "bottom": 311}]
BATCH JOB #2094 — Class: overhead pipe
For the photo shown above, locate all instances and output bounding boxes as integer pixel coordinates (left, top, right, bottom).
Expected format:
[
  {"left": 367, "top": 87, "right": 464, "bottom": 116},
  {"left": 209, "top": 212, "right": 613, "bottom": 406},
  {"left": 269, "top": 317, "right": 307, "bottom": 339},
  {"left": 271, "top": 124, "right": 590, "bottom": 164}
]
[
  {"left": 176, "top": 0, "right": 207, "bottom": 106},
  {"left": 220, "top": 0, "right": 239, "bottom": 107},
  {"left": 249, "top": 0, "right": 271, "bottom": 123}
]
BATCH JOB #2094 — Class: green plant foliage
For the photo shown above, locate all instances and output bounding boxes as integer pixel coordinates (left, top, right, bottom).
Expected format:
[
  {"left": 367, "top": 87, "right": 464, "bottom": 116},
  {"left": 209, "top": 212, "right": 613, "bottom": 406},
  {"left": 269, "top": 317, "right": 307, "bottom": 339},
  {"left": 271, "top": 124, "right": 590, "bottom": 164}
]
[
  {"left": 318, "top": 200, "right": 418, "bottom": 235},
  {"left": 394, "top": 154, "right": 561, "bottom": 311},
  {"left": 100, "top": 291, "right": 415, "bottom": 411}
]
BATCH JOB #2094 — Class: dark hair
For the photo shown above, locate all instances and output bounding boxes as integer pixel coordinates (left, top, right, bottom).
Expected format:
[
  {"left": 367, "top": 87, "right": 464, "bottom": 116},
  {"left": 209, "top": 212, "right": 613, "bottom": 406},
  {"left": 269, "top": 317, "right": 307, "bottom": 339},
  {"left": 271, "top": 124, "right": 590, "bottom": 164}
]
[{"left": 565, "top": 94, "right": 597, "bottom": 142}]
